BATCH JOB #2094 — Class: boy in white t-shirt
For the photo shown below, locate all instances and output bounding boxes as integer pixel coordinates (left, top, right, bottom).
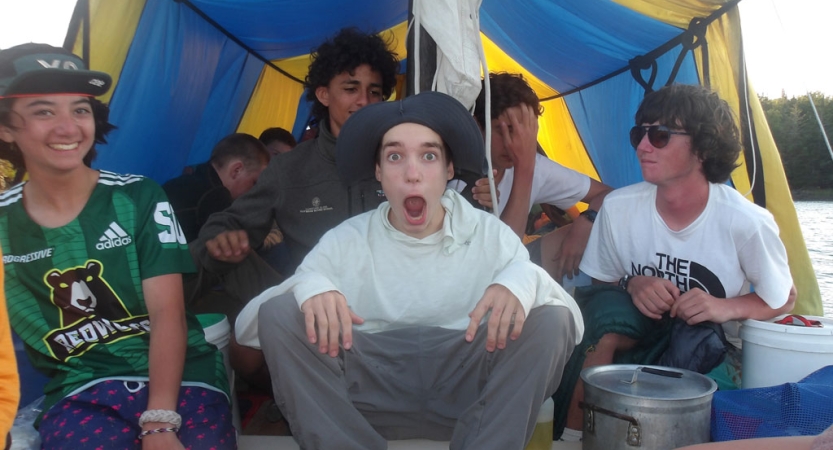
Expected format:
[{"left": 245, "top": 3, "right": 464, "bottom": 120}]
[
  {"left": 562, "top": 84, "right": 797, "bottom": 442},
  {"left": 471, "top": 73, "right": 612, "bottom": 285}
]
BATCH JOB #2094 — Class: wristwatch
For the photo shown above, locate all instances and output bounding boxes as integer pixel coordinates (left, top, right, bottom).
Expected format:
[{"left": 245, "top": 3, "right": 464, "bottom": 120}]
[
  {"left": 618, "top": 274, "right": 632, "bottom": 291},
  {"left": 580, "top": 208, "right": 598, "bottom": 223}
]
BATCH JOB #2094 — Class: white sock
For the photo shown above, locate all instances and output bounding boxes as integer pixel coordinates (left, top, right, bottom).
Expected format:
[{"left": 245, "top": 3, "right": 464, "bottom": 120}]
[{"left": 560, "top": 427, "right": 583, "bottom": 442}]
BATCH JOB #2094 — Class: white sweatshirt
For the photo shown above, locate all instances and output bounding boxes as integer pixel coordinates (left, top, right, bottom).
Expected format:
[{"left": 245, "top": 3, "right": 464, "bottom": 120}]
[{"left": 236, "top": 189, "right": 583, "bottom": 348}]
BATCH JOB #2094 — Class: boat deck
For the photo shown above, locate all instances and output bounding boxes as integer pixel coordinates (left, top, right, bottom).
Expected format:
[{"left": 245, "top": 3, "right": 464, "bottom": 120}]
[{"left": 238, "top": 436, "right": 581, "bottom": 449}]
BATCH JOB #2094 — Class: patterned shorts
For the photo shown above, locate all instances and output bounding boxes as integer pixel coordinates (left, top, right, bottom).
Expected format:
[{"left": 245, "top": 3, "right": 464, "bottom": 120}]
[{"left": 39, "top": 380, "right": 236, "bottom": 450}]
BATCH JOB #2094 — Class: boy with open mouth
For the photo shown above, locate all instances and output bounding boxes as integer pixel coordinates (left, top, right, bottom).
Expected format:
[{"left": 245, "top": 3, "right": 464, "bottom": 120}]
[{"left": 234, "top": 91, "right": 584, "bottom": 449}]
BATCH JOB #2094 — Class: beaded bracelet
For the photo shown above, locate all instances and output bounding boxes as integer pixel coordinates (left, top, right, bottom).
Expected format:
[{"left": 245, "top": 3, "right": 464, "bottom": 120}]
[{"left": 138, "top": 427, "right": 179, "bottom": 439}]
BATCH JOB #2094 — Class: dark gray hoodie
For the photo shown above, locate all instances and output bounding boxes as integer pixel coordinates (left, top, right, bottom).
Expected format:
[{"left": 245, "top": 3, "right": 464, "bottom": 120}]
[{"left": 194, "top": 122, "right": 386, "bottom": 275}]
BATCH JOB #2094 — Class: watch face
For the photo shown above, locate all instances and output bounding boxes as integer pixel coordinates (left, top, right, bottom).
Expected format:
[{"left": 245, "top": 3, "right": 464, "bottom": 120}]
[{"left": 619, "top": 275, "right": 630, "bottom": 290}]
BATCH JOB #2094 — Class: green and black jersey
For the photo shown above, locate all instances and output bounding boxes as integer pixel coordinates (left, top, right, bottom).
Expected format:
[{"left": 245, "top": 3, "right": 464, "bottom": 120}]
[{"left": 0, "top": 171, "right": 229, "bottom": 413}]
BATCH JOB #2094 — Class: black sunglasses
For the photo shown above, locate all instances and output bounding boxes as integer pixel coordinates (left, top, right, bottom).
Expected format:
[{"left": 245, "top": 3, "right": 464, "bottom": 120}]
[{"left": 629, "top": 125, "right": 690, "bottom": 149}]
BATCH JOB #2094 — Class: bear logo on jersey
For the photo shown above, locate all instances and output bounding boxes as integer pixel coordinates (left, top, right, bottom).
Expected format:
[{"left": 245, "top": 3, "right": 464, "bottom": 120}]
[
  {"left": 43, "top": 260, "right": 150, "bottom": 361},
  {"left": 45, "top": 260, "right": 131, "bottom": 327}
]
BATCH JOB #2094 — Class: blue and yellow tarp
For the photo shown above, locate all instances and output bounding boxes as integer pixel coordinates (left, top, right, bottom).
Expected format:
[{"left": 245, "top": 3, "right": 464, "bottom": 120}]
[{"left": 67, "top": 0, "right": 821, "bottom": 314}]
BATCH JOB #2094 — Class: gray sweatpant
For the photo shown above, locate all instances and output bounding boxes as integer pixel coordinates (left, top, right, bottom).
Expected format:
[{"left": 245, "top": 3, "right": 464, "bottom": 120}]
[{"left": 258, "top": 294, "right": 577, "bottom": 450}]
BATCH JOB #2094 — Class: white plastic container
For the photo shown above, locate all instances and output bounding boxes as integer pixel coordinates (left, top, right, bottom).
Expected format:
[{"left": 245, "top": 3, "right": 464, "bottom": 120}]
[
  {"left": 198, "top": 313, "right": 241, "bottom": 432},
  {"left": 740, "top": 314, "right": 833, "bottom": 389}
]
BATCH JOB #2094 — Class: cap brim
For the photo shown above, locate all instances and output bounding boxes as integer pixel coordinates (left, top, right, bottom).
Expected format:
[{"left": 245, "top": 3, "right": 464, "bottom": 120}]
[
  {"left": 336, "top": 91, "right": 485, "bottom": 186},
  {"left": 2, "top": 69, "right": 111, "bottom": 98}
]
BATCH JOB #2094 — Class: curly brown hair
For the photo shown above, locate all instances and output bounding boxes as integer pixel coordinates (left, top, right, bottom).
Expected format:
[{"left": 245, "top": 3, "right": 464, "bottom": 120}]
[
  {"left": 473, "top": 72, "right": 544, "bottom": 128},
  {"left": 304, "top": 28, "right": 400, "bottom": 125},
  {"left": 635, "top": 84, "right": 741, "bottom": 183}
]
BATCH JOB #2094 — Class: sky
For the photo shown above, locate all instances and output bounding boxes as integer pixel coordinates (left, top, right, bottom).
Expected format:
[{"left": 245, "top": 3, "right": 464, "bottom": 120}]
[{"left": 0, "top": 0, "right": 830, "bottom": 98}]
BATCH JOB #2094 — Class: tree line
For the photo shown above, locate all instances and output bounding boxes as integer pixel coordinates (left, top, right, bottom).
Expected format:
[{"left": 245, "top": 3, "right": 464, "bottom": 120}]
[{"left": 759, "top": 92, "right": 833, "bottom": 196}]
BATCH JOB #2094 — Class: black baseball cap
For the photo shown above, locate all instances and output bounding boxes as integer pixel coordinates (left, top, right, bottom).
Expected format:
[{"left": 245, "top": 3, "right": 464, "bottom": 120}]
[
  {"left": 336, "top": 91, "right": 486, "bottom": 186},
  {"left": 0, "top": 43, "right": 111, "bottom": 98}
]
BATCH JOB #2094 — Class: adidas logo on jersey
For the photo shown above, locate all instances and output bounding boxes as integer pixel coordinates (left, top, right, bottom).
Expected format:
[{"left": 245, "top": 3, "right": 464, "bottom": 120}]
[{"left": 96, "top": 222, "right": 133, "bottom": 250}]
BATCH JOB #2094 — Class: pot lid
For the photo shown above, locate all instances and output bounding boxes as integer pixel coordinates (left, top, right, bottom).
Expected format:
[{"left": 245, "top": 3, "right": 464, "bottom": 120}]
[{"left": 581, "top": 365, "right": 717, "bottom": 400}]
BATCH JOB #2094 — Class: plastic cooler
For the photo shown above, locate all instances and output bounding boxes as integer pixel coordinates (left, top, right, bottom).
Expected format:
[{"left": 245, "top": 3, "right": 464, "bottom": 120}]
[
  {"left": 197, "top": 313, "right": 241, "bottom": 433},
  {"left": 740, "top": 314, "right": 833, "bottom": 389}
]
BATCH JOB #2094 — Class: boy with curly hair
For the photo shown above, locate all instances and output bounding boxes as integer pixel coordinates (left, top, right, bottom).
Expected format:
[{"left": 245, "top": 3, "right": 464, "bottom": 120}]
[
  {"left": 561, "top": 84, "right": 796, "bottom": 441},
  {"left": 193, "top": 27, "right": 400, "bottom": 389}
]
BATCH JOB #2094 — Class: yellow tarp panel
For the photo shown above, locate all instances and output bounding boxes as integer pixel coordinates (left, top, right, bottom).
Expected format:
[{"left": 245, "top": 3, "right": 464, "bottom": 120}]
[
  {"left": 480, "top": 34, "right": 558, "bottom": 99},
  {"left": 617, "top": 0, "right": 821, "bottom": 314},
  {"left": 236, "top": 22, "right": 409, "bottom": 138},
  {"left": 70, "top": 0, "right": 146, "bottom": 104},
  {"left": 235, "top": 70, "right": 305, "bottom": 138},
  {"left": 537, "top": 99, "right": 603, "bottom": 185}
]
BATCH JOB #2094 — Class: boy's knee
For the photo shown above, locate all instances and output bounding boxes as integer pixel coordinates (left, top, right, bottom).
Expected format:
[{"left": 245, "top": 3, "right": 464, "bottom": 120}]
[
  {"left": 587, "top": 333, "right": 637, "bottom": 365},
  {"left": 592, "top": 333, "right": 638, "bottom": 357},
  {"left": 523, "top": 305, "right": 578, "bottom": 351}
]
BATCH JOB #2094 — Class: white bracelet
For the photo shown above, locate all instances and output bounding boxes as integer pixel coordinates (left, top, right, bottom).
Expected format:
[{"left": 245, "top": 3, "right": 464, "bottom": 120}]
[{"left": 139, "top": 409, "right": 182, "bottom": 428}]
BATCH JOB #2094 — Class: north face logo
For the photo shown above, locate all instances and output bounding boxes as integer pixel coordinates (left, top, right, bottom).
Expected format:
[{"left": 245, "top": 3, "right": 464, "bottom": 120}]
[{"left": 96, "top": 222, "right": 132, "bottom": 250}]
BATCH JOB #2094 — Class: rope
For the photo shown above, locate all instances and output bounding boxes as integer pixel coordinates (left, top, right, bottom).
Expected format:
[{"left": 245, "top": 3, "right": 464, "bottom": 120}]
[
  {"left": 174, "top": 0, "right": 304, "bottom": 84},
  {"left": 541, "top": 0, "right": 740, "bottom": 101}
]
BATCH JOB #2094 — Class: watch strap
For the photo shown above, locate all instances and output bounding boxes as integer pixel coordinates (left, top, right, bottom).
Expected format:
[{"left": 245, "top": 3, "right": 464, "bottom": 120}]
[
  {"left": 580, "top": 208, "right": 598, "bottom": 223},
  {"left": 618, "top": 274, "right": 632, "bottom": 291}
]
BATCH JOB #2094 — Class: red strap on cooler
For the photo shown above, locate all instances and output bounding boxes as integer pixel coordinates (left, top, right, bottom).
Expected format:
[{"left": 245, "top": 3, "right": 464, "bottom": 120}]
[{"left": 774, "top": 314, "right": 823, "bottom": 327}]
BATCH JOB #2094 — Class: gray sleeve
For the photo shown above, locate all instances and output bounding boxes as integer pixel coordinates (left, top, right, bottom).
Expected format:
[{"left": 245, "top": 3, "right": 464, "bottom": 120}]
[{"left": 193, "top": 156, "right": 282, "bottom": 274}]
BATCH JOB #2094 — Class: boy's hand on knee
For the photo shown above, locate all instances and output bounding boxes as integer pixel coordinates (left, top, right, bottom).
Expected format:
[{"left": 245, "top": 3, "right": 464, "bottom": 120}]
[
  {"left": 301, "top": 291, "right": 364, "bottom": 357},
  {"left": 553, "top": 223, "right": 590, "bottom": 280},
  {"left": 472, "top": 171, "right": 500, "bottom": 209},
  {"left": 205, "top": 230, "right": 252, "bottom": 263},
  {"left": 466, "top": 284, "right": 525, "bottom": 352}
]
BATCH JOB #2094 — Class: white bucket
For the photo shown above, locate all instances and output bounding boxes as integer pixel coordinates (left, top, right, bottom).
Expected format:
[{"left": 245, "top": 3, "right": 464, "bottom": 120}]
[
  {"left": 198, "top": 313, "right": 241, "bottom": 433},
  {"left": 740, "top": 314, "right": 833, "bottom": 389}
]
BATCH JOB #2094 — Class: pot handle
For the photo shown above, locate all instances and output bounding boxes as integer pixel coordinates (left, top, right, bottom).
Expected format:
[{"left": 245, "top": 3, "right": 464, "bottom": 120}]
[
  {"left": 622, "top": 366, "right": 683, "bottom": 385},
  {"left": 579, "top": 401, "right": 642, "bottom": 447},
  {"left": 641, "top": 366, "right": 683, "bottom": 378}
]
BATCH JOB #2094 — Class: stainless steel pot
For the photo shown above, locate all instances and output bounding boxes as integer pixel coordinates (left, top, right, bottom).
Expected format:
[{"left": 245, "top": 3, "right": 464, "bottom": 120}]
[{"left": 580, "top": 364, "right": 717, "bottom": 450}]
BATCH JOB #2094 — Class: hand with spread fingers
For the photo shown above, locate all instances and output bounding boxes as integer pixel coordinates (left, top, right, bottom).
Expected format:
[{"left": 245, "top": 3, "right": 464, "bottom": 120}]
[
  {"left": 205, "top": 229, "right": 252, "bottom": 263},
  {"left": 550, "top": 224, "right": 591, "bottom": 281},
  {"left": 466, "top": 284, "right": 525, "bottom": 352},
  {"left": 626, "top": 275, "right": 679, "bottom": 320},
  {"left": 301, "top": 290, "right": 364, "bottom": 357},
  {"left": 498, "top": 104, "right": 539, "bottom": 169}
]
